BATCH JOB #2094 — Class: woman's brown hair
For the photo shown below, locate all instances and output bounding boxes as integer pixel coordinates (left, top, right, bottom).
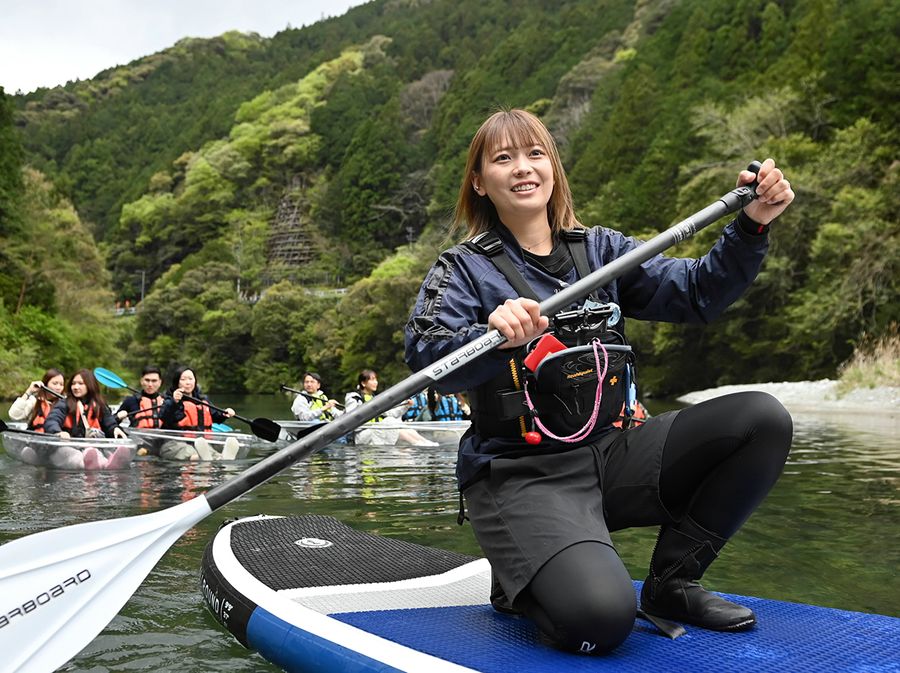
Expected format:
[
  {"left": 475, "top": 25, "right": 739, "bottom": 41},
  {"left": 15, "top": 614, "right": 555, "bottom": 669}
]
[
  {"left": 452, "top": 108, "right": 580, "bottom": 240},
  {"left": 64, "top": 368, "right": 106, "bottom": 418},
  {"left": 28, "top": 367, "right": 64, "bottom": 425}
]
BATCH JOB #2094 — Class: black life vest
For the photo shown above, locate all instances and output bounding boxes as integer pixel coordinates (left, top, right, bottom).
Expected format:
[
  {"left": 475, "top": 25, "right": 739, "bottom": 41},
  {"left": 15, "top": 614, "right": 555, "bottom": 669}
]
[{"left": 464, "top": 229, "right": 636, "bottom": 440}]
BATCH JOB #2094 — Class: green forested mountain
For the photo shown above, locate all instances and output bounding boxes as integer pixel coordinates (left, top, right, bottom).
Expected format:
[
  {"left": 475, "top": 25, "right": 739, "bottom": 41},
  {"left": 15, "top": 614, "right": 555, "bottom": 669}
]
[{"left": 1, "top": 0, "right": 897, "bottom": 396}]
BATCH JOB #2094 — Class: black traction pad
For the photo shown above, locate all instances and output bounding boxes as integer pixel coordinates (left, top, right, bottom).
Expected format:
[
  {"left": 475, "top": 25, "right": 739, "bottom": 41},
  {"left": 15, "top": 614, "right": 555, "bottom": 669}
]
[{"left": 229, "top": 515, "right": 477, "bottom": 591}]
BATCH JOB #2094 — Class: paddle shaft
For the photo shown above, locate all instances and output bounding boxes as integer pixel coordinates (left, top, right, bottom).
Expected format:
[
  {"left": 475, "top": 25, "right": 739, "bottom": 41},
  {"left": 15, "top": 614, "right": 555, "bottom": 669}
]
[
  {"left": 123, "top": 404, "right": 162, "bottom": 419},
  {"left": 177, "top": 392, "right": 256, "bottom": 423},
  {"left": 0, "top": 421, "right": 45, "bottom": 437},
  {"left": 281, "top": 385, "right": 346, "bottom": 410},
  {"left": 38, "top": 384, "right": 66, "bottom": 400},
  {"left": 115, "top": 400, "right": 232, "bottom": 432},
  {"left": 205, "top": 174, "right": 759, "bottom": 510}
]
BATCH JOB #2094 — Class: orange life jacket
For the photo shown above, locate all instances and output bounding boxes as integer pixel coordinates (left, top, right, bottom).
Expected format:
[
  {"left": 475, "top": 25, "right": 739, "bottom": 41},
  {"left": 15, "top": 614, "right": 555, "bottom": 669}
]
[
  {"left": 29, "top": 399, "right": 53, "bottom": 433},
  {"left": 613, "top": 400, "right": 649, "bottom": 429},
  {"left": 177, "top": 399, "right": 212, "bottom": 431},
  {"left": 133, "top": 395, "right": 165, "bottom": 429},
  {"left": 62, "top": 403, "right": 102, "bottom": 433}
]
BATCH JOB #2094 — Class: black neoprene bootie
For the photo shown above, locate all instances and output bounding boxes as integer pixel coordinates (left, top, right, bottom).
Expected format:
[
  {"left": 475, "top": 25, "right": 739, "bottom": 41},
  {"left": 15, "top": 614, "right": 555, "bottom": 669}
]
[{"left": 641, "top": 516, "right": 756, "bottom": 631}]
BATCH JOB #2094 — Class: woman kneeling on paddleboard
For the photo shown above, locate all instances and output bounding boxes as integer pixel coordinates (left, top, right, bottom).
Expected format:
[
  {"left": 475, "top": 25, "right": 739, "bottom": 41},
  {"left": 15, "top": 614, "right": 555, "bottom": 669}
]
[{"left": 405, "top": 108, "right": 794, "bottom": 654}]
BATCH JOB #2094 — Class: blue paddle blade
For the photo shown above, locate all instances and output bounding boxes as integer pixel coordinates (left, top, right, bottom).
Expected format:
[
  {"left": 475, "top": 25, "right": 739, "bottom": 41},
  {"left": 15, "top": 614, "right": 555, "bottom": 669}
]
[
  {"left": 94, "top": 367, "right": 130, "bottom": 389},
  {"left": 213, "top": 423, "right": 234, "bottom": 433}
]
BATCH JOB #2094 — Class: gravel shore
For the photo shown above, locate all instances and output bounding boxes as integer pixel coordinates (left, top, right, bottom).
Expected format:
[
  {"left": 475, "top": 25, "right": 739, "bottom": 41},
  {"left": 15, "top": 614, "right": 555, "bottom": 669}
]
[{"left": 678, "top": 380, "right": 899, "bottom": 416}]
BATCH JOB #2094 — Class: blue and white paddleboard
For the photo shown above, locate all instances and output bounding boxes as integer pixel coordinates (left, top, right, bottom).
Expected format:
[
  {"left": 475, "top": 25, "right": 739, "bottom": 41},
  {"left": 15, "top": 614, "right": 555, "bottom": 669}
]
[{"left": 200, "top": 515, "right": 899, "bottom": 673}]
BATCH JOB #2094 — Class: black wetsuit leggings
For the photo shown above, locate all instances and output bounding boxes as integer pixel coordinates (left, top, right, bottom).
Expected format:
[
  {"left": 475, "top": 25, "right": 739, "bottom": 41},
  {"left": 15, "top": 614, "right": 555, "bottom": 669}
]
[{"left": 517, "top": 391, "right": 793, "bottom": 653}]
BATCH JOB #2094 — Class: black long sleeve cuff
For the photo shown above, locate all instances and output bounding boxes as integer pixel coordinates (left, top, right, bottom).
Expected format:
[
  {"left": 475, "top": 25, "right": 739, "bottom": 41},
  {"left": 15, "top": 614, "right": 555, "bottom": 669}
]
[{"left": 737, "top": 209, "right": 768, "bottom": 237}]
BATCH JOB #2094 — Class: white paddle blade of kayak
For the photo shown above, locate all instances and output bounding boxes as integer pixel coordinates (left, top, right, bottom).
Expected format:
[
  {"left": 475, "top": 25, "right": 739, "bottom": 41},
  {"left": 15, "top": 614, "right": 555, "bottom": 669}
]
[{"left": 0, "top": 496, "right": 212, "bottom": 673}]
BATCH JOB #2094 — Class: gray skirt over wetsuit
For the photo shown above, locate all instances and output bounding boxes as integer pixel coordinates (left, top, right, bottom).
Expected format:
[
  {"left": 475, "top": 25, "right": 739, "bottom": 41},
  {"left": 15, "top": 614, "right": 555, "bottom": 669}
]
[{"left": 464, "top": 412, "right": 677, "bottom": 604}]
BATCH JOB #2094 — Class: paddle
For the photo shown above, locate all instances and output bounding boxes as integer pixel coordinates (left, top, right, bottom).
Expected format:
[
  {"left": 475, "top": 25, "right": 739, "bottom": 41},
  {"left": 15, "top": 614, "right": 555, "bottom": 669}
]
[
  {"left": 0, "top": 166, "right": 760, "bottom": 673},
  {"left": 94, "top": 368, "right": 271, "bottom": 439},
  {"left": 115, "top": 404, "right": 230, "bottom": 432},
  {"left": 280, "top": 384, "right": 346, "bottom": 409},
  {"left": 178, "top": 394, "right": 281, "bottom": 443},
  {"left": 93, "top": 369, "right": 231, "bottom": 433},
  {"left": 37, "top": 384, "right": 65, "bottom": 401},
  {"left": 118, "top": 403, "right": 232, "bottom": 430},
  {"left": 0, "top": 419, "right": 46, "bottom": 437}
]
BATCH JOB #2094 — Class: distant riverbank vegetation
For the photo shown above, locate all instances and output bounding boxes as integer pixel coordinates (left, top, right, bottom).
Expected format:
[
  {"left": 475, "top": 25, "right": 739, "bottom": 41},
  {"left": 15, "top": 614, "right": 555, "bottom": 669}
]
[
  {"left": 1, "top": 0, "right": 897, "bottom": 397},
  {"left": 837, "top": 325, "right": 900, "bottom": 395}
]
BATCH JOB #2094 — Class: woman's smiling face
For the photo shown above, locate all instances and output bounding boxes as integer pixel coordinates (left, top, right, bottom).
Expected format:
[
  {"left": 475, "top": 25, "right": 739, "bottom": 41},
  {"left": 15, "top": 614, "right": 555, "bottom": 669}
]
[{"left": 473, "top": 137, "right": 554, "bottom": 222}]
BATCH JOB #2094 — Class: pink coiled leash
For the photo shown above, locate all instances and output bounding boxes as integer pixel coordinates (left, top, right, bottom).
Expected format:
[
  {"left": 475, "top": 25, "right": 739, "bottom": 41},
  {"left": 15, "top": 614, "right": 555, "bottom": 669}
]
[{"left": 524, "top": 339, "right": 609, "bottom": 443}]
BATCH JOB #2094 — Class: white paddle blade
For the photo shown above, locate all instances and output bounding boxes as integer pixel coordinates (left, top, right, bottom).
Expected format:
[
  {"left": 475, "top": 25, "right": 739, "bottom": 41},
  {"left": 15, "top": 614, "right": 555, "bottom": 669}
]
[{"left": 0, "top": 496, "right": 212, "bottom": 673}]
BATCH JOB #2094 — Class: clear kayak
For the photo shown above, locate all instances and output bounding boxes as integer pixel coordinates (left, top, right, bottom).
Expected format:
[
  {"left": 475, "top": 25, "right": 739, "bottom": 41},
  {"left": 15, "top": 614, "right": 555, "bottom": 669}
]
[
  {"left": 275, "top": 419, "right": 470, "bottom": 446},
  {"left": 126, "top": 427, "right": 258, "bottom": 461},
  {"left": 1, "top": 430, "right": 137, "bottom": 470}
]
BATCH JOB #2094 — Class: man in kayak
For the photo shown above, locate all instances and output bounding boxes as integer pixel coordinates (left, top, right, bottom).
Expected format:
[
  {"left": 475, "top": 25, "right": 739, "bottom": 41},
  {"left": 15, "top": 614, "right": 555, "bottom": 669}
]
[
  {"left": 116, "top": 366, "right": 165, "bottom": 431},
  {"left": 291, "top": 372, "right": 343, "bottom": 422}
]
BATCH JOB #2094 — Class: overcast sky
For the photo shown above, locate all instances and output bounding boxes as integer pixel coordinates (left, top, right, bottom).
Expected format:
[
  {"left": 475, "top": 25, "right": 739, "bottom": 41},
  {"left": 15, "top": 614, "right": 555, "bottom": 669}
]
[{"left": 0, "top": 0, "right": 370, "bottom": 94}]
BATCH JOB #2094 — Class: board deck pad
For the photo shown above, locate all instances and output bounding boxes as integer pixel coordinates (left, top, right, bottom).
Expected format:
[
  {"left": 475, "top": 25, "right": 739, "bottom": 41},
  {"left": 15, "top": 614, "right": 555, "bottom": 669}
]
[{"left": 201, "top": 515, "right": 900, "bottom": 673}]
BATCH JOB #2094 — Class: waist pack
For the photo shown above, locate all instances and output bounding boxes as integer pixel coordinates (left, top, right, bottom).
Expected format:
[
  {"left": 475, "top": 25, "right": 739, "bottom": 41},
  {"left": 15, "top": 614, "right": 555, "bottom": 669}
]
[{"left": 525, "top": 329, "right": 633, "bottom": 438}]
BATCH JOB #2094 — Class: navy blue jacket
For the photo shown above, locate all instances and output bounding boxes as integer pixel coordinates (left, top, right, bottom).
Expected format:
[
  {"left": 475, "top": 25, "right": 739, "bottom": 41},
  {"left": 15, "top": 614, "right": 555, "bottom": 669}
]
[
  {"left": 405, "top": 219, "right": 768, "bottom": 487},
  {"left": 43, "top": 399, "right": 120, "bottom": 438}
]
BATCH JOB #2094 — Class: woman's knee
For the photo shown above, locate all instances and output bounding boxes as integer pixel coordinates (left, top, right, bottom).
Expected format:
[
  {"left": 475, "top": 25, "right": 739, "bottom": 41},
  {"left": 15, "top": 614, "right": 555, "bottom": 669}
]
[
  {"left": 525, "top": 542, "right": 636, "bottom": 654},
  {"left": 553, "top": 585, "right": 636, "bottom": 654},
  {"left": 698, "top": 391, "right": 793, "bottom": 454},
  {"left": 742, "top": 390, "right": 792, "bottom": 426},
  {"left": 741, "top": 391, "right": 793, "bottom": 459}
]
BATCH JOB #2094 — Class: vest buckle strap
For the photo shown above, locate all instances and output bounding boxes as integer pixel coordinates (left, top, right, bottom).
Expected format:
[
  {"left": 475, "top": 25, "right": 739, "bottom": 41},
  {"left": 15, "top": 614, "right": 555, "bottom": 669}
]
[{"left": 470, "top": 231, "right": 505, "bottom": 256}]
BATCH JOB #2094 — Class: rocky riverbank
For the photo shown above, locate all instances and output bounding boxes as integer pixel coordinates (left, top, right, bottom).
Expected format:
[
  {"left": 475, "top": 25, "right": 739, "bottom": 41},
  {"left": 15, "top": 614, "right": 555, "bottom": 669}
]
[{"left": 678, "top": 380, "right": 899, "bottom": 416}]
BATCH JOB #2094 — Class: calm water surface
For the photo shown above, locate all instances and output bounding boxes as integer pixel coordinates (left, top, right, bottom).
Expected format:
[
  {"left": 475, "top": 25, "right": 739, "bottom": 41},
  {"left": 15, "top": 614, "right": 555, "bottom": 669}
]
[{"left": 1, "top": 395, "right": 897, "bottom": 672}]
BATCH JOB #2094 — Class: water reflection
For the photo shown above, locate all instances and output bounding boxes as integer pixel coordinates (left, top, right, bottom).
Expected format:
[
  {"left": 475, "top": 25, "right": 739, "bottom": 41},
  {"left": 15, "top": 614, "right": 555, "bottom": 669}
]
[{"left": 0, "top": 405, "right": 896, "bottom": 672}]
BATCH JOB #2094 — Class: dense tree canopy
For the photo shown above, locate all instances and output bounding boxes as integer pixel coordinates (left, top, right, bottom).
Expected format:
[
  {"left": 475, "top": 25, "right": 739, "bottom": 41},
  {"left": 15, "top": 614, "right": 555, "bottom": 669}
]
[{"left": 3, "top": 0, "right": 897, "bottom": 397}]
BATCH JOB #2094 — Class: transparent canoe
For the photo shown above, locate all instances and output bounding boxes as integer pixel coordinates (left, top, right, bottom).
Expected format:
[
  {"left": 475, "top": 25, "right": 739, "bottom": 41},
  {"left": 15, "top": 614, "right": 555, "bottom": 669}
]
[{"left": 1, "top": 431, "right": 138, "bottom": 470}]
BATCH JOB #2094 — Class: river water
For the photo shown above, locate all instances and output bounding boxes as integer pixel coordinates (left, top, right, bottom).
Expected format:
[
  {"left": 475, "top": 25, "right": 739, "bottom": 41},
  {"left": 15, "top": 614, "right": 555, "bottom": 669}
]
[{"left": 1, "top": 395, "right": 897, "bottom": 672}]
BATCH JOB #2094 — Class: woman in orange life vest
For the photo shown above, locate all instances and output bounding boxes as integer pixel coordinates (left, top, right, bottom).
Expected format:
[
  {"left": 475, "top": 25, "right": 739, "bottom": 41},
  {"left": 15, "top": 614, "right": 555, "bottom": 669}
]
[
  {"left": 8, "top": 367, "right": 65, "bottom": 432},
  {"left": 159, "top": 366, "right": 239, "bottom": 461},
  {"left": 42, "top": 369, "right": 131, "bottom": 470}
]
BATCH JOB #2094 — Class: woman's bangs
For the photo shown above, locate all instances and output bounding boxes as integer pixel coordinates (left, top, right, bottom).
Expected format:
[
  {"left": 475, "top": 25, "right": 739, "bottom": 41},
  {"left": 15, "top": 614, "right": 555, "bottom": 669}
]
[{"left": 481, "top": 111, "right": 549, "bottom": 157}]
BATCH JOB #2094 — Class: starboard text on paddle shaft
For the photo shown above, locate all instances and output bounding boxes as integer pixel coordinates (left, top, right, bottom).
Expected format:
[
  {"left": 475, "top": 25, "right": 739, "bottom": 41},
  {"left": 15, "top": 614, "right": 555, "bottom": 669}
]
[
  {"left": 429, "top": 332, "right": 506, "bottom": 379},
  {"left": 0, "top": 568, "right": 91, "bottom": 628}
]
